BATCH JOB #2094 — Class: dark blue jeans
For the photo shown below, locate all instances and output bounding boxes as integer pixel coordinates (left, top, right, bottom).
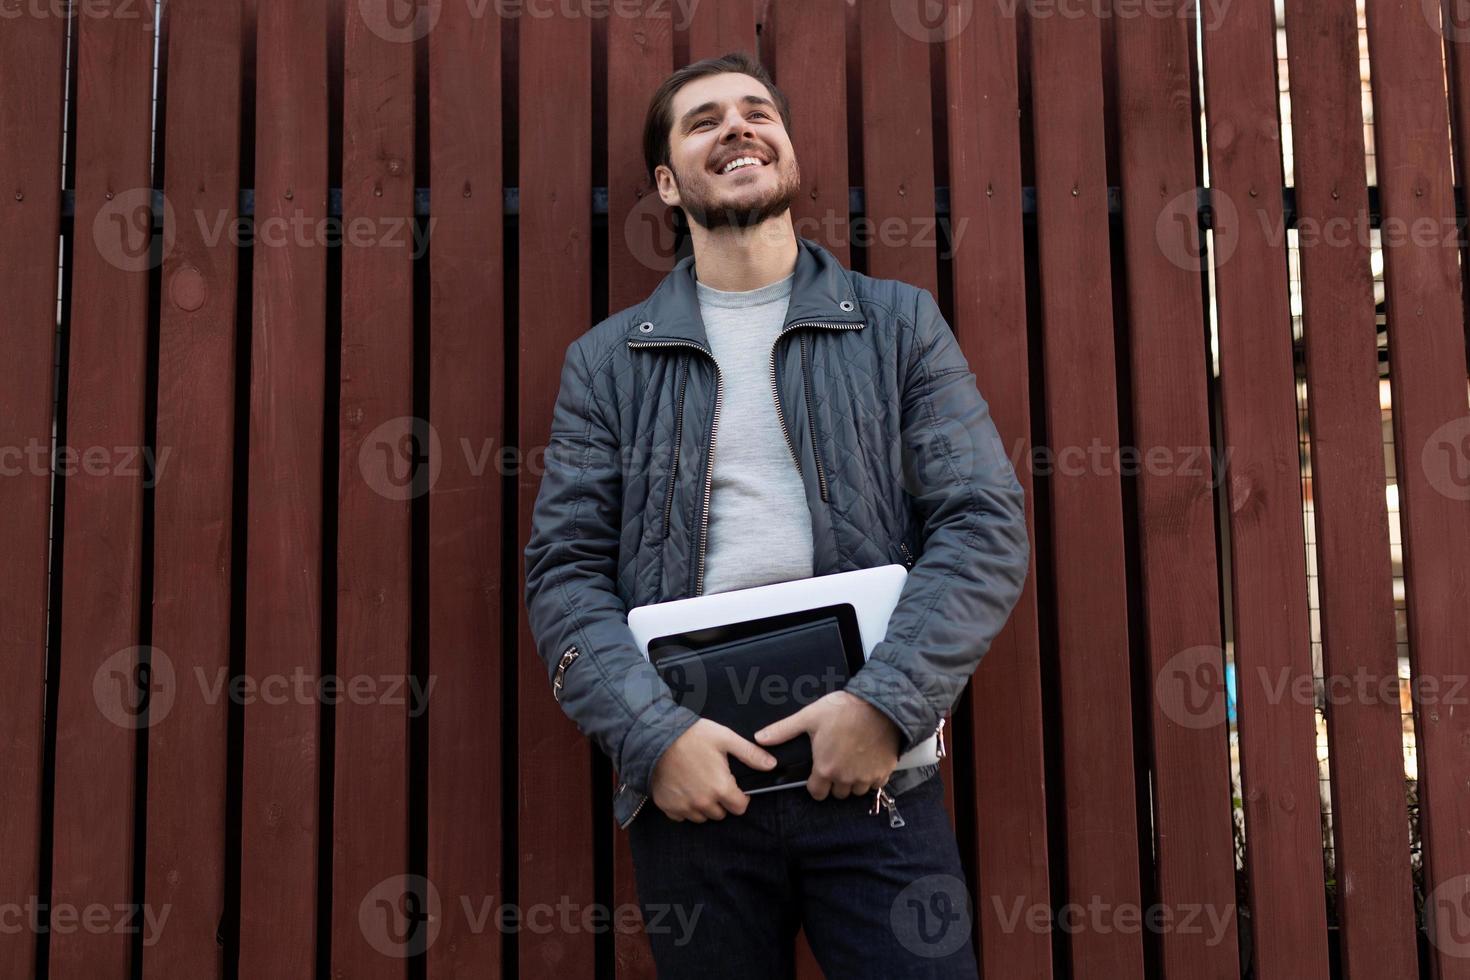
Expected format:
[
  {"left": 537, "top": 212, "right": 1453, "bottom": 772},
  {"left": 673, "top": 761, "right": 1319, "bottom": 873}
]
[{"left": 627, "top": 771, "right": 980, "bottom": 978}]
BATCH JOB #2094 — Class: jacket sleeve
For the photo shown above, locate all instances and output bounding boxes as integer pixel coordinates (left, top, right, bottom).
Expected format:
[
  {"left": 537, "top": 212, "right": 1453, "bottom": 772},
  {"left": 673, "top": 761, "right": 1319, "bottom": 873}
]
[
  {"left": 523, "top": 338, "right": 702, "bottom": 795},
  {"left": 843, "top": 287, "right": 1031, "bottom": 754}
]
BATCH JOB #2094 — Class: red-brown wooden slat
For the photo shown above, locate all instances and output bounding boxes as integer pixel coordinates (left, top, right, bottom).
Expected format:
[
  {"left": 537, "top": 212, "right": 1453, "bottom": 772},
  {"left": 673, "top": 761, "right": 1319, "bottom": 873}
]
[
  {"left": 1113, "top": 4, "right": 1242, "bottom": 977},
  {"left": 1199, "top": 2, "right": 1335, "bottom": 976},
  {"left": 775, "top": 0, "right": 851, "bottom": 268},
  {"left": 517, "top": 8, "right": 597, "bottom": 977},
  {"left": 0, "top": 9, "right": 67, "bottom": 979},
  {"left": 330, "top": 4, "right": 416, "bottom": 973},
  {"left": 143, "top": 0, "right": 242, "bottom": 975},
  {"left": 688, "top": 0, "right": 758, "bottom": 61},
  {"left": 48, "top": 2, "right": 156, "bottom": 974},
  {"left": 239, "top": 0, "right": 329, "bottom": 973},
  {"left": 943, "top": 5, "right": 1053, "bottom": 977},
  {"left": 1362, "top": 4, "right": 1470, "bottom": 977},
  {"left": 858, "top": 0, "right": 938, "bottom": 296},
  {"left": 427, "top": 3, "right": 505, "bottom": 977},
  {"left": 1025, "top": 2, "right": 1145, "bottom": 974},
  {"left": 1282, "top": 0, "right": 1422, "bottom": 975},
  {"left": 606, "top": 9, "right": 674, "bottom": 977}
]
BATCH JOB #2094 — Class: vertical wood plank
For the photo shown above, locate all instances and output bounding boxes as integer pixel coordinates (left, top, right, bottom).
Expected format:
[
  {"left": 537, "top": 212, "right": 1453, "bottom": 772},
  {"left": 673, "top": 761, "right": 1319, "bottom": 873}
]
[
  {"left": 1025, "top": 1, "right": 1146, "bottom": 973},
  {"left": 48, "top": 2, "right": 156, "bottom": 974},
  {"left": 687, "top": 0, "right": 758, "bottom": 62},
  {"left": 239, "top": 0, "right": 329, "bottom": 973},
  {"left": 427, "top": 3, "right": 505, "bottom": 977},
  {"left": 0, "top": 7, "right": 67, "bottom": 979},
  {"left": 1282, "top": 0, "right": 1422, "bottom": 974},
  {"left": 943, "top": 3, "right": 1053, "bottom": 977},
  {"left": 857, "top": 0, "right": 938, "bottom": 295},
  {"left": 144, "top": 0, "right": 242, "bottom": 975},
  {"left": 1200, "top": 1, "right": 1335, "bottom": 975},
  {"left": 1362, "top": 4, "right": 1470, "bottom": 977},
  {"left": 517, "top": 8, "right": 597, "bottom": 977},
  {"left": 1112, "top": 2, "right": 1241, "bottom": 975},
  {"left": 330, "top": 2, "right": 417, "bottom": 973},
  {"left": 607, "top": 8, "right": 674, "bottom": 977},
  {"left": 774, "top": 0, "right": 851, "bottom": 265}
]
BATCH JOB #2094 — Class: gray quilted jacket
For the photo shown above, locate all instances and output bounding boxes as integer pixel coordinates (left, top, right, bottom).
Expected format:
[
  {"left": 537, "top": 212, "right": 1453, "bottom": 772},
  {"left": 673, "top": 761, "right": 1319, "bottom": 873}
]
[{"left": 523, "top": 236, "right": 1030, "bottom": 828}]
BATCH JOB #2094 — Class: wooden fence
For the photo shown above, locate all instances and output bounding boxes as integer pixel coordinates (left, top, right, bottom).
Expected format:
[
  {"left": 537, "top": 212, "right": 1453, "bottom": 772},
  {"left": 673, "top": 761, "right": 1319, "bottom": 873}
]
[{"left": 2, "top": 0, "right": 1469, "bottom": 977}]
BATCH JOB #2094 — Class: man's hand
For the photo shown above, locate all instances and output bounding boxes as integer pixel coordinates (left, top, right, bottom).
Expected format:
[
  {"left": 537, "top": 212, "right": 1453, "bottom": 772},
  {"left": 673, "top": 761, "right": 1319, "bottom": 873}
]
[
  {"left": 649, "top": 718, "right": 778, "bottom": 822},
  {"left": 754, "top": 690, "right": 901, "bottom": 800}
]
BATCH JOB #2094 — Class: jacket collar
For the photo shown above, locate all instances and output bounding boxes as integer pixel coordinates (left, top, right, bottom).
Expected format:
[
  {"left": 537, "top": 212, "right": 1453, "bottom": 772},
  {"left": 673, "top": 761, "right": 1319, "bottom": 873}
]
[{"left": 626, "top": 236, "right": 864, "bottom": 350}]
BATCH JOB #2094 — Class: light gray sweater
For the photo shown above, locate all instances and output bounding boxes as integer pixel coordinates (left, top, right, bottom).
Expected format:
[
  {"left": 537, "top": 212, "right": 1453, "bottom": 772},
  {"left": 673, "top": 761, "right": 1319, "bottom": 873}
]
[{"left": 694, "top": 270, "right": 815, "bottom": 595}]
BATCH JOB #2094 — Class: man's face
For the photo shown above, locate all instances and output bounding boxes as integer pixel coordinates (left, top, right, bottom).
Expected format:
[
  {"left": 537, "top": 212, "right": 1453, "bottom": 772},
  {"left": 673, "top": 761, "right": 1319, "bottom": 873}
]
[{"left": 656, "top": 72, "right": 801, "bottom": 231}]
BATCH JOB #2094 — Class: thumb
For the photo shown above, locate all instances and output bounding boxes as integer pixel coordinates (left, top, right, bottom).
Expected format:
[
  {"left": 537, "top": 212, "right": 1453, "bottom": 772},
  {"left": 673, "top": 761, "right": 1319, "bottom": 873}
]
[{"left": 753, "top": 705, "right": 813, "bottom": 747}]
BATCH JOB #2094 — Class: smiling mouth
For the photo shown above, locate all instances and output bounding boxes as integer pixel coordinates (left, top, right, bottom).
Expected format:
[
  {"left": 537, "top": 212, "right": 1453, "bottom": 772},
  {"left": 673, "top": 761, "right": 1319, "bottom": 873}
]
[{"left": 715, "top": 155, "right": 772, "bottom": 176}]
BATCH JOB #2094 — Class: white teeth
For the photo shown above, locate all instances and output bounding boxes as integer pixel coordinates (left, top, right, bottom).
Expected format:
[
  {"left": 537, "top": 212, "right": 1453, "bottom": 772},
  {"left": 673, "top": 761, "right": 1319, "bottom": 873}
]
[{"left": 720, "top": 156, "right": 764, "bottom": 174}]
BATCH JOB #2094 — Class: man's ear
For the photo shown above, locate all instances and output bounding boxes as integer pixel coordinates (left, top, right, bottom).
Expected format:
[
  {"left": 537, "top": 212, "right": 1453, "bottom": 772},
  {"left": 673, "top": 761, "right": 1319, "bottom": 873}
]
[{"left": 654, "top": 165, "right": 681, "bottom": 207}]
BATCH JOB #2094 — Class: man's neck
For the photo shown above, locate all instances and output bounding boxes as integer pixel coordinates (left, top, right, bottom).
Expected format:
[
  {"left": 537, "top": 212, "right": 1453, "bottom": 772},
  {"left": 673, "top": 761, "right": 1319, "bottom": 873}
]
[{"left": 688, "top": 215, "right": 799, "bottom": 292}]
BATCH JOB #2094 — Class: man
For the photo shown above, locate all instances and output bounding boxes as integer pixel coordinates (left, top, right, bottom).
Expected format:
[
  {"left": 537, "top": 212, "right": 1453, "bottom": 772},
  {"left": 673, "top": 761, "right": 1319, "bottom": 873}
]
[{"left": 523, "top": 51, "right": 1029, "bottom": 978}]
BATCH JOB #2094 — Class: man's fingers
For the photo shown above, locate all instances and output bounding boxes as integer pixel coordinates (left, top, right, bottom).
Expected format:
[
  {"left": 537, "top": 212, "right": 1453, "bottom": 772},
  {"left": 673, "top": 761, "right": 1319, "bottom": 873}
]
[
  {"left": 753, "top": 705, "right": 813, "bottom": 746},
  {"left": 725, "top": 731, "right": 779, "bottom": 771},
  {"left": 806, "top": 773, "right": 832, "bottom": 801}
]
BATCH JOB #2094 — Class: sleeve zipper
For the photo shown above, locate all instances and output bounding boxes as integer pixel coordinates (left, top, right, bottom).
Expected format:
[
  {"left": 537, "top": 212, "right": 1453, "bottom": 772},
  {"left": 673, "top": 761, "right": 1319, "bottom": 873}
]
[{"left": 552, "top": 645, "right": 580, "bottom": 702}]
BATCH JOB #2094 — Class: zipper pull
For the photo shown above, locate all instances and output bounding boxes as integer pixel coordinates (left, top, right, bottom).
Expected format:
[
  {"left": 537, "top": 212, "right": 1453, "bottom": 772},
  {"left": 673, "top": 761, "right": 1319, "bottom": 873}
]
[
  {"left": 552, "top": 645, "right": 580, "bottom": 702},
  {"left": 870, "top": 785, "right": 906, "bottom": 828}
]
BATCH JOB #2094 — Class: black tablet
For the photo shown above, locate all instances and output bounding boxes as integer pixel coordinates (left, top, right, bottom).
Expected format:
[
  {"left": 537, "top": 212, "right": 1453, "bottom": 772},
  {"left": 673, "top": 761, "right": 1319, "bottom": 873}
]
[{"left": 648, "top": 603, "right": 865, "bottom": 792}]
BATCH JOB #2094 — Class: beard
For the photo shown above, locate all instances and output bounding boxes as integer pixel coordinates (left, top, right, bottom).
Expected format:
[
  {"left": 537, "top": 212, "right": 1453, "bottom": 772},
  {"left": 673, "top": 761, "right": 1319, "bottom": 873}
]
[{"left": 672, "top": 153, "right": 802, "bottom": 231}]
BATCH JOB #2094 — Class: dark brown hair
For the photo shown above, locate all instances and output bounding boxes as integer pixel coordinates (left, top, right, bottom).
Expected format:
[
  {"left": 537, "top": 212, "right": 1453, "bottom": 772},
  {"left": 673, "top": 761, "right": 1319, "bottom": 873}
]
[{"left": 640, "top": 51, "right": 792, "bottom": 188}]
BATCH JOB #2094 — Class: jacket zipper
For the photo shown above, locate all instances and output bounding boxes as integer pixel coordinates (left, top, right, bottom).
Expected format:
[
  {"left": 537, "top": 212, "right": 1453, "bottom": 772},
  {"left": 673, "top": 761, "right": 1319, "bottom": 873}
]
[
  {"left": 799, "top": 334, "right": 829, "bottom": 502},
  {"left": 662, "top": 356, "right": 688, "bottom": 539},
  {"left": 628, "top": 337, "right": 723, "bottom": 597},
  {"left": 770, "top": 321, "right": 862, "bottom": 496},
  {"left": 552, "top": 645, "right": 580, "bottom": 702},
  {"left": 868, "top": 713, "right": 948, "bottom": 828}
]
